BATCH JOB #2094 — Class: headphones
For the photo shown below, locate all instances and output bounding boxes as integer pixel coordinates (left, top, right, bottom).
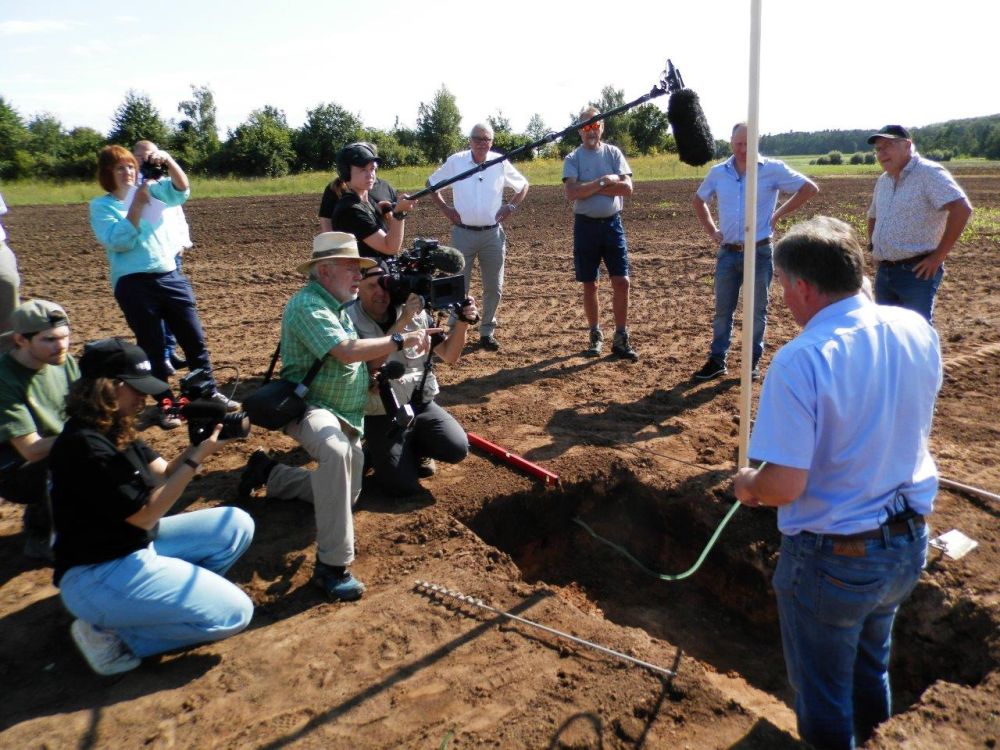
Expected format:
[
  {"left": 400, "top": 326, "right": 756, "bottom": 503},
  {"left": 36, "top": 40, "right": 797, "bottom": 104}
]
[{"left": 336, "top": 142, "right": 379, "bottom": 182}]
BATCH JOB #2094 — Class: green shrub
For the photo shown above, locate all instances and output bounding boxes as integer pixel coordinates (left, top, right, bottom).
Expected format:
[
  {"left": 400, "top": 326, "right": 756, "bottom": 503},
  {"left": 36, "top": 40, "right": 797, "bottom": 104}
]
[
  {"left": 864, "top": 152, "right": 876, "bottom": 164},
  {"left": 849, "top": 152, "right": 865, "bottom": 165},
  {"left": 827, "top": 150, "right": 843, "bottom": 165},
  {"left": 816, "top": 156, "right": 831, "bottom": 165}
]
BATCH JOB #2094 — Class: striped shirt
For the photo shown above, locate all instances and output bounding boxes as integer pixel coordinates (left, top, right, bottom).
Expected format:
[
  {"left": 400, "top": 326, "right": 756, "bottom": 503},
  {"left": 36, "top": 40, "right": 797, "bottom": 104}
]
[
  {"left": 279, "top": 280, "right": 368, "bottom": 434},
  {"left": 868, "top": 153, "right": 967, "bottom": 262}
]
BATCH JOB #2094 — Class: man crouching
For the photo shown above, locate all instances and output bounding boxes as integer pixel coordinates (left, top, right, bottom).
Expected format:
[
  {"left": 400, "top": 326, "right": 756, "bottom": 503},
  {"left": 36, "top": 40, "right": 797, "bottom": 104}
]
[{"left": 348, "top": 263, "right": 476, "bottom": 495}]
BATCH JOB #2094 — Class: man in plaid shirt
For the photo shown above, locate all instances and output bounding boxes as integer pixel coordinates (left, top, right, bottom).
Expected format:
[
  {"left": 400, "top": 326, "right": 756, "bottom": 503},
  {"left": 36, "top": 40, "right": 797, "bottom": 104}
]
[{"left": 242, "top": 233, "right": 436, "bottom": 601}]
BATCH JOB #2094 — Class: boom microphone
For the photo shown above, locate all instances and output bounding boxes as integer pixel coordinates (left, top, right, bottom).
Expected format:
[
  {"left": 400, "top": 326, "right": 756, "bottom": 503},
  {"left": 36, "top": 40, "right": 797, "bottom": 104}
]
[
  {"left": 179, "top": 400, "right": 228, "bottom": 420},
  {"left": 427, "top": 244, "right": 465, "bottom": 274},
  {"left": 377, "top": 360, "right": 406, "bottom": 381},
  {"left": 667, "top": 88, "right": 716, "bottom": 167}
]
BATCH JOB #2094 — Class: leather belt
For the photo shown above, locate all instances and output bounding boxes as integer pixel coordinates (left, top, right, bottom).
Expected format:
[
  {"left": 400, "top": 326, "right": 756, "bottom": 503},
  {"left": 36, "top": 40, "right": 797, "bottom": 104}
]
[
  {"left": 878, "top": 252, "right": 932, "bottom": 267},
  {"left": 457, "top": 223, "right": 498, "bottom": 231},
  {"left": 574, "top": 213, "right": 619, "bottom": 223},
  {"left": 807, "top": 515, "right": 925, "bottom": 542},
  {"left": 721, "top": 237, "right": 773, "bottom": 251}
]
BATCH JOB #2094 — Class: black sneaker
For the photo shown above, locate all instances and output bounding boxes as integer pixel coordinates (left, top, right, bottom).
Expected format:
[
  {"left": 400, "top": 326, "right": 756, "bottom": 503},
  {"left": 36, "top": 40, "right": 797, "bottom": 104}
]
[
  {"left": 480, "top": 335, "right": 500, "bottom": 351},
  {"left": 313, "top": 562, "right": 365, "bottom": 602},
  {"left": 693, "top": 358, "right": 727, "bottom": 381},
  {"left": 238, "top": 449, "right": 277, "bottom": 498},
  {"left": 611, "top": 330, "right": 638, "bottom": 361},
  {"left": 584, "top": 328, "right": 604, "bottom": 357},
  {"left": 169, "top": 354, "right": 188, "bottom": 371}
]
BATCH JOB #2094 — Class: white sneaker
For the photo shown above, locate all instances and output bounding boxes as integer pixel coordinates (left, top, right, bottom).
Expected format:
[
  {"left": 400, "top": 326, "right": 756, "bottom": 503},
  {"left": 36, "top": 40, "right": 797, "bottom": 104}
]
[
  {"left": 70, "top": 619, "right": 141, "bottom": 676},
  {"left": 209, "top": 390, "right": 241, "bottom": 412}
]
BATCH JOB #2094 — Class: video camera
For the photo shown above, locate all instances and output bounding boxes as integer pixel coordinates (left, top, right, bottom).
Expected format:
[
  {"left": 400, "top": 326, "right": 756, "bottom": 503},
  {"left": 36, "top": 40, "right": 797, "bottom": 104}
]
[
  {"left": 161, "top": 369, "right": 252, "bottom": 445},
  {"left": 378, "top": 238, "right": 467, "bottom": 311}
]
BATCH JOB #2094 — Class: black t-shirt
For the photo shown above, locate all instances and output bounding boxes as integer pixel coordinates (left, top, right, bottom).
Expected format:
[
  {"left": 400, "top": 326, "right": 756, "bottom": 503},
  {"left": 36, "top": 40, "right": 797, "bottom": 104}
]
[
  {"left": 318, "top": 178, "right": 397, "bottom": 220},
  {"left": 331, "top": 192, "right": 391, "bottom": 259},
  {"left": 50, "top": 418, "right": 160, "bottom": 585}
]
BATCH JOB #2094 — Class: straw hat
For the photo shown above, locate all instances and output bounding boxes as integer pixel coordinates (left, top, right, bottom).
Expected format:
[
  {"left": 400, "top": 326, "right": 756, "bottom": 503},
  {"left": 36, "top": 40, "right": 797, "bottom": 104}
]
[{"left": 296, "top": 232, "right": 378, "bottom": 275}]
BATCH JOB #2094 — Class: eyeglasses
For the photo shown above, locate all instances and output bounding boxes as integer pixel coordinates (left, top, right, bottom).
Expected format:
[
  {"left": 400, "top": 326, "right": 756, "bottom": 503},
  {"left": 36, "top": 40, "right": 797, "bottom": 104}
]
[
  {"left": 578, "top": 122, "right": 601, "bottom": 133},
  {"left": 471, "top": 136, "right": 493, "bottom": 143}
]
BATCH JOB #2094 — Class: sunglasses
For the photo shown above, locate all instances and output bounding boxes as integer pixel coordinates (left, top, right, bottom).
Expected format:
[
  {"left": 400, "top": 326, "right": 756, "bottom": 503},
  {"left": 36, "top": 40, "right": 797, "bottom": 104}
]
[{"left": 578, "top": 122, "right": 601, "bottom": 133}]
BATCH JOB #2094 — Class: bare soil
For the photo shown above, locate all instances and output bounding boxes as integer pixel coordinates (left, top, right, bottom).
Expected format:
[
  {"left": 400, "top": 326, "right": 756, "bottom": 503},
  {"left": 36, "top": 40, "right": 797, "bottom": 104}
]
[{"left": 1, "top": 174, "right": 998, "bottom": 749}]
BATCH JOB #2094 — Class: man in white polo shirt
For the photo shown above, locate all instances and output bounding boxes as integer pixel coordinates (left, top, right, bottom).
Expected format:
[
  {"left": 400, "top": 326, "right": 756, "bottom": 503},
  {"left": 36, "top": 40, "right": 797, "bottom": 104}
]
[{"left": 427, "top": 123, "right": 529, "bottom": 352}]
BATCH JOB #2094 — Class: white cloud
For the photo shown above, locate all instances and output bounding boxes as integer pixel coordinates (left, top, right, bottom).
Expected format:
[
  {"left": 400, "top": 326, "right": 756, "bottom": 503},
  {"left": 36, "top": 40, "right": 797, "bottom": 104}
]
[{"left": 0, "top": 20, "right": 72, "bottom": 36}]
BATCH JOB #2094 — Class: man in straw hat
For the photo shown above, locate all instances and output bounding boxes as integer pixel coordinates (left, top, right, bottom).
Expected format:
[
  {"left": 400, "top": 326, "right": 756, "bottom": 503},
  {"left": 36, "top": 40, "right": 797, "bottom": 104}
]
[
  {"left": 0, "top": 299, "right": 79, "bottom": 561},
  {"left": 241, "top": 233, "right": 438, "bottom": 601}
]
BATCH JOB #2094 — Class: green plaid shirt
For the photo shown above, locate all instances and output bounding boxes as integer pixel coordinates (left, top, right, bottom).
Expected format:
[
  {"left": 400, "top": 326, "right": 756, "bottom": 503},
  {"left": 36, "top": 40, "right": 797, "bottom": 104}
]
[{"left": 280, "top": 280, "right": 368, "bottom": 434}]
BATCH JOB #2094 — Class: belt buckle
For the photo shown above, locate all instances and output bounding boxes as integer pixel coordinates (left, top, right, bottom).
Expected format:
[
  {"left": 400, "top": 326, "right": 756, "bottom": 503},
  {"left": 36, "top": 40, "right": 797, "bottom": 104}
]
[{"left": 832, "top": 539, "right": 867, "bottom": 557}]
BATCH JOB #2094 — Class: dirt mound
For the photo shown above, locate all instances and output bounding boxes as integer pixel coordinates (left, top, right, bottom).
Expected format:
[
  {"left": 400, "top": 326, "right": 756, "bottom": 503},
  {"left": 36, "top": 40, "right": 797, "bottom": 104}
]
[{"left": 1, "top": 177, "right": 998, "bottom": 748}]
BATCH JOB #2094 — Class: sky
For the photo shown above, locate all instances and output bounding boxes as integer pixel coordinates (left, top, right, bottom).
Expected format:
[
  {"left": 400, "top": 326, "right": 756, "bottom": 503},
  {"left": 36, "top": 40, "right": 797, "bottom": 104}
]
[{"left": 2, "top": 0, "right": 998, "bottom": 143}]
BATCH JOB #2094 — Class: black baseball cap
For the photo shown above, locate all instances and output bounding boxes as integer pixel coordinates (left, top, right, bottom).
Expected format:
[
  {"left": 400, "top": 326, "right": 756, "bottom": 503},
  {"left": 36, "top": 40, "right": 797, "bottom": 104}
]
[
  {"left": 338, "top": 142, "right": 381, "bottom": 168},
  {"left": 79, "top": 337, "right": 169, "bottom": 395},
  {"left": 867, "top": 125, "right": 911, "bottom": 144}
]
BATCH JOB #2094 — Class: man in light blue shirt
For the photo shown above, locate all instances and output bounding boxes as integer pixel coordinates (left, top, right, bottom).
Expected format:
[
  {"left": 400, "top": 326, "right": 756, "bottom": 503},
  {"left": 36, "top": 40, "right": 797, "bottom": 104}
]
[
  {"left": 692, "top": 123, "right": 818, "bottom": 381},
  {"left": 733, "top": 216, "right": 941, "bottom": 750}
]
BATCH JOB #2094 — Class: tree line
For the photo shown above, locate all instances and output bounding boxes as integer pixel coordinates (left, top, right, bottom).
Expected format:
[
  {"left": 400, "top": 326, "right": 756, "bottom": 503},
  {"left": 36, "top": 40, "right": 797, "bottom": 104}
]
[
  {"left": 0, "top": 84, "right": 679, "bottom": 182},
  {"left": 758, "top": 115, "right": 1000, "bottom": 159}
]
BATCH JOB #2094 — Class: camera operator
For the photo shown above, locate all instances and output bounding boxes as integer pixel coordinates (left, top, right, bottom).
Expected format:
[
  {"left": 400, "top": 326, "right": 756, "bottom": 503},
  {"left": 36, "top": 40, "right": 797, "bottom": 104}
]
[
  {"left": 347, "top": 263, "right": 475, "bottom": 496},
  {"left": 133, "top": 140, "right": 193, "bottom": 376},
  {"left": 89, "top": 145, "right": 238, "bottom": 431},
  {"left": 50, "top": 338, "right": 253, "bottom": 676},
  {"left": 329, "top": 143, "right": 417, "bottom": 259}
]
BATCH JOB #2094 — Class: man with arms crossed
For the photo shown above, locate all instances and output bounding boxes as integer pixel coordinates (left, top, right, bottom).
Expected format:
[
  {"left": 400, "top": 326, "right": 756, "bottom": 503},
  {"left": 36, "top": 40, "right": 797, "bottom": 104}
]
[
  {"left": 733, "top": 216, "right": 941, "bottom": 750},
  {"left": 866, "top": 124, "right": 972, "bottom": 325},
  {"left": 563, "top": 107, "right": 637, "bottom": 360},
  {"left": 428, "top": 123, "right": 528, "bottom": 352}
]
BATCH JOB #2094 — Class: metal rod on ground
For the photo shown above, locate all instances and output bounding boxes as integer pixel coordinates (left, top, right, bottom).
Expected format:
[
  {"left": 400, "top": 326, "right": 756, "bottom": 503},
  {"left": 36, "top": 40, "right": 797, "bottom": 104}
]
[
  {"left": 414, "top": 581, "right": 677, "bottom": 679},
  {"left": 939, "top": 477, "right": 1000, "bottom": 504},
  {"left": 467, "top": 432, "right": 560, "bottom": 487}
]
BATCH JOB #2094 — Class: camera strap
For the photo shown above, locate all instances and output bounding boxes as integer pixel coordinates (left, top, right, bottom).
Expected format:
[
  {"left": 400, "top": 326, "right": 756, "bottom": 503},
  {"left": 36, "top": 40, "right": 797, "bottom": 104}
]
[{"left": 264, "top": 342, "right": 325, "bottom": 388}]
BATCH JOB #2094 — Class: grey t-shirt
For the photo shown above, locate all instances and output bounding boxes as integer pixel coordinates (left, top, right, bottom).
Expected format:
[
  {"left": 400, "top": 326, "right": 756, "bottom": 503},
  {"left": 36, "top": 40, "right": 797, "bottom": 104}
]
[{"left": 562, "top": 143, "right": 632, "bottom": 218}]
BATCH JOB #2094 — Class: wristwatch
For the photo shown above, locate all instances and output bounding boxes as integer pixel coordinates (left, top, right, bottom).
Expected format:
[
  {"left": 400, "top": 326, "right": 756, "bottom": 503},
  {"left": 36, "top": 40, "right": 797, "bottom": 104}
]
[{"left": 391, "top": 332, "right": 404, "bottom": 351}]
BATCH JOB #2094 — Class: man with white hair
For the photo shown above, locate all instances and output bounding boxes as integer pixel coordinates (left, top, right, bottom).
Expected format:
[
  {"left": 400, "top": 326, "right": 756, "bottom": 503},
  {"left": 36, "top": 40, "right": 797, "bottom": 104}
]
[
  {"left": 427, "top": 123, "right": 529, "bottom": 351},
  {"left": 866, "top": 124, "right": 972, "bottom": 324}
]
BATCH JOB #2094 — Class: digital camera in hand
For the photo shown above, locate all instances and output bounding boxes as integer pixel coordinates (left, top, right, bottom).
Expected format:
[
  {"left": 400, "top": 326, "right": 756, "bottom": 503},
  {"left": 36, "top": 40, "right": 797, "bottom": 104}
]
[
  {"left": 160, "top": 369, "right": 252, "bottom": 445},
  {"left": 139, "top": 157, "right": 168, "bottom": 181},
  {"left": 379, "top": 238, "right": 467, "bottom": 310}
]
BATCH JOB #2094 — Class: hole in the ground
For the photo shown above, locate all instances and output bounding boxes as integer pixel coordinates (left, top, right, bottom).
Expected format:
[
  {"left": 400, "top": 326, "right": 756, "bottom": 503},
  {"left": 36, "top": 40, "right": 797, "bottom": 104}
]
[{"left": 460, "top": 464, "right": 996, "bottom": 714}]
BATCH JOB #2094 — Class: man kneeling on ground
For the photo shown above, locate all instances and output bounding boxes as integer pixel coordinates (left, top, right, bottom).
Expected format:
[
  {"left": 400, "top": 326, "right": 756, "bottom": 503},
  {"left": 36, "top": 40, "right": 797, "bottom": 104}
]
[{"left": 347, "top": 263, "right": 476, "bottom": 495}]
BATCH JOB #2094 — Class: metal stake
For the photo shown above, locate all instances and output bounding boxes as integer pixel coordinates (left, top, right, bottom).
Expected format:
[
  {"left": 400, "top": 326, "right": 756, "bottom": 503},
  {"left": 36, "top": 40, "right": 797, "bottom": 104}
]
[{"left": 414, "top": 580, "right": 678, "bottom": 678}]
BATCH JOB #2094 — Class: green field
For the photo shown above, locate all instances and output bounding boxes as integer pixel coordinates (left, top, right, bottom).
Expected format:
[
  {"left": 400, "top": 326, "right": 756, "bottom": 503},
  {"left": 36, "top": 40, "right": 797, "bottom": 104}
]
[{"left": 2, "top": 155, "right": 995, "bottom": 207}]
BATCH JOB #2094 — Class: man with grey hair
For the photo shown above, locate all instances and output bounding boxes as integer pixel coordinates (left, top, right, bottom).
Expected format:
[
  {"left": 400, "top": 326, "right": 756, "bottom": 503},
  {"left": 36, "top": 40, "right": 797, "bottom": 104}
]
[
  {"left": 692, "top": 122, "right": 818, "bottom": 381},
  {"left": 563, "top": 106, "right": 638, "bottom": 360},
  {"left": 427, "top": 123, "right": 529, "bottom": 351},
  {"left": 733, "top": 216, "right": 941, "bottom": 750},
  {"left": 866, "top": 124, "right": 972, "bottom": 325}
]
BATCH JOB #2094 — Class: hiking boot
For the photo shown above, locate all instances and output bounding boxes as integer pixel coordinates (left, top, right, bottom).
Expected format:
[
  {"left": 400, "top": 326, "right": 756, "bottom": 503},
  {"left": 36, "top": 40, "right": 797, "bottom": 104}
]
[
  {"left": 693, "top": 358, "right": 727, "bottom": 381},
  {"left": 480, "top": 335, "right": 500, "bottom": 351},
  {"left": 238, "top": 449, "right": 277, "bottom": 498},
  {"left": 611, "top": 330, "right": 638, "bottom": 361},
  {"left": 70, "top": 619, "right": 141, "bottom": 676},
  {"left": 169, "top": 354, "right": 187, "bottom": 371},
  {"left": 584, "top": 328, "right": 604, "bottom": 357},
  {"left": 417, "top": 457, "right": 437, "bottom": 478},
  {"left": 313, "top": 562, "right": 366, "bottom": 602},
  {"left": 209, "top": 390, "right": 241, "bottom": 412}
]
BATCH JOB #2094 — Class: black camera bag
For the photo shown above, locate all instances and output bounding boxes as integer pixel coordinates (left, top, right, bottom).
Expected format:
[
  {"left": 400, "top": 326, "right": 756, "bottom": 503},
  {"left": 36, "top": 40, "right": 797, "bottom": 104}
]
[{"left": 242, "top": 345, "right": 324, "bottom": 431}]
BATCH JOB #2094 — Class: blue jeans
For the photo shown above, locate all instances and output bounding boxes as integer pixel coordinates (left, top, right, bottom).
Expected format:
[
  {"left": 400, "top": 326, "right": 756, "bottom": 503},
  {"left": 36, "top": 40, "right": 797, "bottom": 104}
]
[
  {"left": 710, "top": 244, "right": 772, "bottom": 363},
  {"left": 58, "top": 507, "right": 254, "bottom": 658},
  {"left": 874, "top": 262, "right": 943, "bottom": 325},
  {"left": 162, "top": 253, "right": 183, "bottom": 360},
  {"left": 773, "top": 524, "right": 928, "bottom": 750},
  {"left": 113, "top": 269, "right": 216, "bottom": 399}
]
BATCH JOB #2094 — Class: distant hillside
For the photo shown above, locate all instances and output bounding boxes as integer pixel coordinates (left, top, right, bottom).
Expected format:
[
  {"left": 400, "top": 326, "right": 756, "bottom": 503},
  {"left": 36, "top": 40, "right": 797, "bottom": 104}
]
[{"left": 759, "top": 114, "right": 1000, "bottom": 157}]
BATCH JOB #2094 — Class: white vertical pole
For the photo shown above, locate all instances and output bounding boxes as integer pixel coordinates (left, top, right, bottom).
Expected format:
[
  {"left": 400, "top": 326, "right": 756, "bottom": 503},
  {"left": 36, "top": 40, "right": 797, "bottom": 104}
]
[{"left": 739, "top": 0, "right": 764, "bottom": 468}]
